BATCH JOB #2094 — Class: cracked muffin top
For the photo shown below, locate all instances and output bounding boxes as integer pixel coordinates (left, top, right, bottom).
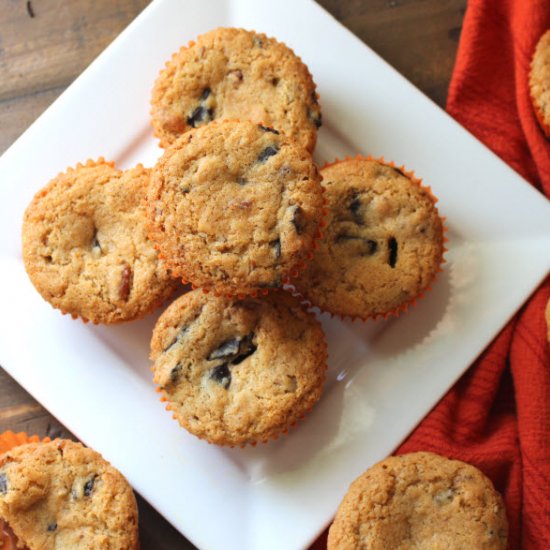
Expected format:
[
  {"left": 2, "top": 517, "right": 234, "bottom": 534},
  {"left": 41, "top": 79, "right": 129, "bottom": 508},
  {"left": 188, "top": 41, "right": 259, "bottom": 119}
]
[
  {"left": 147, "top": 120, "right": 324, "bottom": 295},
  {"left": 150, "top": 27, "right": 321, "bottom": 151},
  {"left": 22, "top": 160, "right": 179, "bottom": 324},
  {"left": 0, "top": 439, "right": 139, "bottom": 550},
  {"left": 328, "top": 451, "right": 508, "bottom": 550},
  {"left": 150, "top": 289, "right": 327, "bottom": 446},
  {"left": 294, "top": 158, "right": 444, "bottom": 318}
]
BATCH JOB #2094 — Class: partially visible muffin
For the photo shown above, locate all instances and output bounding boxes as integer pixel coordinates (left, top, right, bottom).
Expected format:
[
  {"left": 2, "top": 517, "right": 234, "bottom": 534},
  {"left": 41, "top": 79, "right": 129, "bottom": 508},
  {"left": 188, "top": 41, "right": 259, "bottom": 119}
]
[
  {"left": 529, "top": 29, "right": 550, "bottom": 138},
  {"left": 151, "top": 27, "right": 321, "bottom": 151},
  {"left": 0, "top": 439, "right": 139, "bottom": 550},
  {"left": 328, "top": 451, "right": 508, "bottom": 550},
  {"left": 294, "top": 158, "right": 444, "bottom": 318},
  {"left": 22, "top": 160, "right": 179, "bottom": 323},
  {"left": 147, "top": 120, "right": 324, "bottom": 295},
  {"left": 150, "top": 289, "right": 327, "bottom": 446}
]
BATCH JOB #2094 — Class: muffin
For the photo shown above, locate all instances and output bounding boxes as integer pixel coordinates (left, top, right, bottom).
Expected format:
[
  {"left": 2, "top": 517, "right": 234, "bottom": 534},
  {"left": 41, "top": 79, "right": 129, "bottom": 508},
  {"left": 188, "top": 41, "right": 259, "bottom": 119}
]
[
  {"left": 151, "top": 27, "right": 321, "bottom": 151},
  {"left": 150, "top": 289, "right": 327, "bottom": 446},
  {"left": 22, "top": 160, "right": 179, "bottom": 323},
  {"left": 294, "top": 157, "right": 444, "bottom": 318},
  {"left": 0, "top": 436, "right": 139, "bottom": 549},
  {"left": 328, "top": 451, "right": 508, "bottom": 549},
  {"left": 147, "top": 120, "right": 325, "bottom": 296},
  {"left": 529, "top": 29, "right": 550, "bottom": 138}
]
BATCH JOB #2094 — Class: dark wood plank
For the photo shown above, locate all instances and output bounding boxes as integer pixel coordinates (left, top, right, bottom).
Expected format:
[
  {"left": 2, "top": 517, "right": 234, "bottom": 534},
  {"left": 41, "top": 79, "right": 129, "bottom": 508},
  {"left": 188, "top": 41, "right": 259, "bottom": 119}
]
[
  {"left": 0, "top": 0, "right": 150, "bottom": 151},
  {"left": 0, "top": 1, "right": 465, "bottom": 548},
  {"left": 316, "top": 0, "right": 466, "bottom": 107},
  {"left": 0, "top": 0, "right": 150, "bottom": 100}
]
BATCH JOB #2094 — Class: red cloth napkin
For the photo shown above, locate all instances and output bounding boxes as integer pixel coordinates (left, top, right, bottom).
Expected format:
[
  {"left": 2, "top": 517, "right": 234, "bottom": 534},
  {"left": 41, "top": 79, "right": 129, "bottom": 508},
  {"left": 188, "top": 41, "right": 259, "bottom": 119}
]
[
  {"left": 313, "top": 1, "right": 550, "bottom": 548},
  {"left": 398, "top": 1, "right": 550, "bottom": 548}
]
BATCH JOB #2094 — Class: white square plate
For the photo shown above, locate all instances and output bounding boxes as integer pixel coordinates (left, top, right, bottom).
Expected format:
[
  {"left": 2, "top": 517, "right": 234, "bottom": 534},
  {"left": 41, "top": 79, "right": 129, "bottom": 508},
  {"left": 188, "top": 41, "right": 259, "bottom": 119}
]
[{"left": 1, "top": 1, "right": 549, "bottom": 548}]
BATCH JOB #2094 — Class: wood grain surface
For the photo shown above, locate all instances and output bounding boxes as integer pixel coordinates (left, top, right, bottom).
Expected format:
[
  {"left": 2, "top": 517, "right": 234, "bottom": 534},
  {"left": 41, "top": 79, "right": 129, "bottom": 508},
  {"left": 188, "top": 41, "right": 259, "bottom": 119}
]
[{"left": 0, "top": 1, "right": 466, "bottom": 548}]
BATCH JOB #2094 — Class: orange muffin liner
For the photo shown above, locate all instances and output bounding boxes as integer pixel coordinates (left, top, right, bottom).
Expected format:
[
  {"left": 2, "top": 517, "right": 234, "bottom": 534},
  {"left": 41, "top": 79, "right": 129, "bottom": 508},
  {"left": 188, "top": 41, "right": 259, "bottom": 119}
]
[
  {"left": 26, "top": 158, "right": 179, "bottom": 325},
  {"left": 151, "top": 297, "right": 329, "bottom": 448},
  {"left": 0, "top": 431, "right": 50, "bottom": 455},
  {"left": 293, "top": 154, "right": 448, "bottom": 322},
  {"left": 150, "top": 28, "right": 322, "bottom": 152},
  {"left": 148, "top": 118, "right": 328, "bottom": 299}
]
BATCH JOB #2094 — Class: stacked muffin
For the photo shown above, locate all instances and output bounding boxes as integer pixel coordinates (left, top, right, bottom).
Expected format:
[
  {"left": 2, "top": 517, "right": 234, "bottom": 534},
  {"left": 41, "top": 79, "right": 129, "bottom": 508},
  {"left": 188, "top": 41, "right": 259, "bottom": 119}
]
[{"left": 147, "top": 29, "right": 330, "bottom": 446}]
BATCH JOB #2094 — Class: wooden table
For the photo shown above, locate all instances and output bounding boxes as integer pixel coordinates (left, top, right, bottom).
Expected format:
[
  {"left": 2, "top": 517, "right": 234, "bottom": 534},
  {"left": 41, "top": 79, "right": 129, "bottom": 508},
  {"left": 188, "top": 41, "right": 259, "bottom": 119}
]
[{"left": 0, "top": 1, "right": 466, "bottom": 547}]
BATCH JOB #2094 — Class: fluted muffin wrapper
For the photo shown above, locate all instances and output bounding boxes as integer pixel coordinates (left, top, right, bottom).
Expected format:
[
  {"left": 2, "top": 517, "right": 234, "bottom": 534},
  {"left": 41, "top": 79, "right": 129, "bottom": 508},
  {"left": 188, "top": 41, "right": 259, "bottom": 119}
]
[
  {"left": 150, "top": 28, "right": 322, "bottom": 152},
  {"left": 151, "top": 297, "right": 329, "bottom": 448},
  {"left": 149, "top": 118, "right": 328, "bottom": 299},
  {"left": 293, "top": 154, "right": 448, "bottom": 322},
  {"left": 25, "top": 158, "right": 179, "bottom": 325}
]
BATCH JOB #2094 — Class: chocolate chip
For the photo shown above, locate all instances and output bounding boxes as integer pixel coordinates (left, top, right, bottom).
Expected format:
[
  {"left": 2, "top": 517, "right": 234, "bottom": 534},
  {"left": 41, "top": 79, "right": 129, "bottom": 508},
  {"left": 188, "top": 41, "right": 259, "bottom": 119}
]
[
  {"left": 366, "top": 239, "right": 378, "bottom": 254},
  {"left": 118, "top": 264, "right": 132, "bottom": 301},
  {"left": 272, "top": 238, "right": 281, "bottom": 259},
  {"left": 164, "top": 326, "right": 189, "bottom": 353},
  {"left": 308, "top": 109, "right": 322, "bottom": 129},
  {"left": 291, "top": 205, "right": 306, "bottom": 235},
  {"left": 91, "top": 233, "right": 101, "bottom": 252},
  {"left": 187, "top": 105, "right": 213, "bottom": 128},
  {"left": 434, "top": 488, "right": 454, "bottom": 505},
  {"left": 231, "top": 333, "right": 257, "bottom": 365},
  {"left": 205, "top": 333, "right": 257, "bottom": 387},
  {"left": 208, "top": 338, "right": 240, "bottom": 361},
  {"left": 200, "top": 88, "right": 211, "bottom": 101},
  {"left": 0, "top": 473, "right": 7, "bottom": 494},
  {"left": 210, "top": 363, "right": 231, "bottom": 389},
  {"left": 83, "top": 476, "right": 95, "bottom": 497},
  {"left": 388, "top": 237, "right": 398, "bottom": 268},
  {"left": 259, "top": 125, "right": 280, "bottom": 135},
  {"left": 47, "top": 523, "right": 57, "bottom": 532},
  {"left": 257, "top": 146, "right": 279, "bottom": 163},
  {"left": 208, "top": 333, "right": 257, "bottom": 364},
  {"left": 170, "top": 363, "right": 182, "bottom": 384},
  {"left": 335, "top": 234, "right": 378, "bottom": 255},
  {"left": 271, "top": 77, "right": 279, "bottom": 86},
  {"left": 349, "top": 192, "right": 363, "bottom": 224},
  {"left": 335, "top": 233, "right": 359, "bottom": 243}
]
